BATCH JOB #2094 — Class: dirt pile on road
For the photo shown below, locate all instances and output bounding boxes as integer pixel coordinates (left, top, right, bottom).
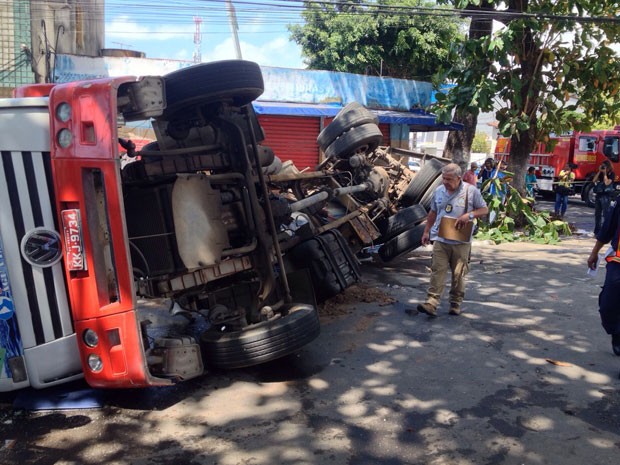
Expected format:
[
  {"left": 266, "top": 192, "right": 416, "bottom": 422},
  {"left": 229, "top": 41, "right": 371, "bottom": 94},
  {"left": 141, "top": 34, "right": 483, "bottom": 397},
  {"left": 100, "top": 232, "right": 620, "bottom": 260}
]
[{"left": 319, "top": 283, "right": 396, "bottom": 317}]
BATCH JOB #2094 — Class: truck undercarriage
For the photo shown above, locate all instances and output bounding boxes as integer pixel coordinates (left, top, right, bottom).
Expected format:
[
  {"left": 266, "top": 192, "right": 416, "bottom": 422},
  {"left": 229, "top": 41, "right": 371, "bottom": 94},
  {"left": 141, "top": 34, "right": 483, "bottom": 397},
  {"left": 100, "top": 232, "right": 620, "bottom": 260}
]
[{"left": 1, "top": 60, "right": 446, "bottom": 390}]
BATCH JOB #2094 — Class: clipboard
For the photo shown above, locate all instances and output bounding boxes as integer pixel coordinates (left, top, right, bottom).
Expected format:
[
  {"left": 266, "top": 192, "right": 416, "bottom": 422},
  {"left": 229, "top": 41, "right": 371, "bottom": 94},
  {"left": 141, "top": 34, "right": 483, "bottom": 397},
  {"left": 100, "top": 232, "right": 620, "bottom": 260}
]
[{"left": 438, "top": 216, "right": 473, "bottom": 242}]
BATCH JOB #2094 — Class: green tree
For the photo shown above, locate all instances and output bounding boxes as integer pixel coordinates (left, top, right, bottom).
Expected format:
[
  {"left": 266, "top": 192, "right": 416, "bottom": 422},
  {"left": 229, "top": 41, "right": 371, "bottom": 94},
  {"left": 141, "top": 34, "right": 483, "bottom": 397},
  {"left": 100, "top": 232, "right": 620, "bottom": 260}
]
[
  {"left": 440, "top": 0, "right": 494, "bottom": 166},
  {"left": 433, "top": 1, "right": 620, "bottom": 194},
  {"left": 470, "top": 132, "right": 491, "bottom": 153},
  {"left": 289, "top": 0, "right": 465, "bottom": 80}
]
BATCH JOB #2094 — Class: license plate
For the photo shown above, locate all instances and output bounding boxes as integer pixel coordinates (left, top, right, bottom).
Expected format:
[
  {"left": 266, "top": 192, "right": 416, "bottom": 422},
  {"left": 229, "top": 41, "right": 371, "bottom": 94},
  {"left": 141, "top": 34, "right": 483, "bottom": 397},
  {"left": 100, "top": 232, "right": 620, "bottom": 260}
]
[{"left": 61, "top": 209, "right": 87, "bottom": 271}]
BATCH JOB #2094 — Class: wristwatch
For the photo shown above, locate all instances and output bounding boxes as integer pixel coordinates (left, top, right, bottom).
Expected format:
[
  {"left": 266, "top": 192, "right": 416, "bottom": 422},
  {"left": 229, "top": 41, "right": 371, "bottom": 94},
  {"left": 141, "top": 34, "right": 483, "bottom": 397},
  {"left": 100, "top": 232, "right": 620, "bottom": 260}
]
[{"left": 468, "top": 212, "right": 475, "bottom": 221}]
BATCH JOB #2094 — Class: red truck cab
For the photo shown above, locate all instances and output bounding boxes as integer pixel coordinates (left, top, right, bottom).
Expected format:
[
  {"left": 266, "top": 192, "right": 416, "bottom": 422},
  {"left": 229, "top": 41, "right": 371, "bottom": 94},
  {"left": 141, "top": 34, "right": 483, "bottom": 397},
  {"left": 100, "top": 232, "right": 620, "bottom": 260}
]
[{"left": 495, "top": 128, "right": 620, "bottom": 205}]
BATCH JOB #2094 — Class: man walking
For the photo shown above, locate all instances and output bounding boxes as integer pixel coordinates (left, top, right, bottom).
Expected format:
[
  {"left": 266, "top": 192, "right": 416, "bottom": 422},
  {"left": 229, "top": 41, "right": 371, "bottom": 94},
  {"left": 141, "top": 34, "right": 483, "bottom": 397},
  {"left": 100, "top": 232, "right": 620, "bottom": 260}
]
[
  {"left": 587, "top": 199, "right": 620, "bottom": 356},
  {"left": 418, "top": 163, "right": 488, "bottom": 316},
  {"left": 462, "top": 161, "right": 478, "bottom": 186}
]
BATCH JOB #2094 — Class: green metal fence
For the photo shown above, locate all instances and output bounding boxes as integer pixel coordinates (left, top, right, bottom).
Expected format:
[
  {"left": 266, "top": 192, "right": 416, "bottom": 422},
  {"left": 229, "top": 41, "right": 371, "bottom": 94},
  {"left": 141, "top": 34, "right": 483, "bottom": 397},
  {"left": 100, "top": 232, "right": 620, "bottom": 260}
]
[{"left": 1, "top": 1, "right": 34, "bottom": 95}]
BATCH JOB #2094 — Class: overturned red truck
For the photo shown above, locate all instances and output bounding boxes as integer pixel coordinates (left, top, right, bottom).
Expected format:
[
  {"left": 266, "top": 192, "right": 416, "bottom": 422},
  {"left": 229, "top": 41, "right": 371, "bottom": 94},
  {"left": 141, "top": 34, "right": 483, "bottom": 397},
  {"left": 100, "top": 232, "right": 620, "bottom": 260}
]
[
  {"left": 495, "top": 128, "right": 620, "bottom": 205},
  {"left": 0, "top": 61, "right": 438, "bottom": 392}
]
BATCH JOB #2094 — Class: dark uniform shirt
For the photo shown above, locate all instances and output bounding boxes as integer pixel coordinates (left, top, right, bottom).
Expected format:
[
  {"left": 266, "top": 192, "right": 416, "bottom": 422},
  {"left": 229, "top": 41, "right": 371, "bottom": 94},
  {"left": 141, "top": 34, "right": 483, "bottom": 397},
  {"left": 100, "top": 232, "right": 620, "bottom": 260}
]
[{"left": 597, "top": 200, "right": 620, "bottom": 251}]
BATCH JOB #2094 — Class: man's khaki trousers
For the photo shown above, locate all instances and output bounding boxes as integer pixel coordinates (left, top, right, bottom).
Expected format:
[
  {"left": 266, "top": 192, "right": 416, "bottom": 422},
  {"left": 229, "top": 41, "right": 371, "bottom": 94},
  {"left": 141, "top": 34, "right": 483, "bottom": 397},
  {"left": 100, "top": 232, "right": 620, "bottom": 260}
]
[{"left": 426, "top": 240, "right": 471, "bottom": 309}]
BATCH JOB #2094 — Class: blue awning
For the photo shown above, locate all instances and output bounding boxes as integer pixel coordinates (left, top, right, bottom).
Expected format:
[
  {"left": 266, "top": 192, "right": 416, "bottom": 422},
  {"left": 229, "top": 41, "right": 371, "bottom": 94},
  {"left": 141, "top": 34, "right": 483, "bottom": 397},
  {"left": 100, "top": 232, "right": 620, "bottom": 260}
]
[{"left": 252, "top": 101, "right": 463, "bottom": 132}]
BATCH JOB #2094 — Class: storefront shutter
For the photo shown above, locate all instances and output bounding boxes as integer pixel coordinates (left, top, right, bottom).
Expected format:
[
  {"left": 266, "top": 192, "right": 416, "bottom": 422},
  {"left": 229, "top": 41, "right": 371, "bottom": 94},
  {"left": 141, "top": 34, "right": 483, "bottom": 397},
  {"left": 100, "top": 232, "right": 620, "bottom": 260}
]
[{"left": 258, "top": 116, "right": 321, "bottom": 170}]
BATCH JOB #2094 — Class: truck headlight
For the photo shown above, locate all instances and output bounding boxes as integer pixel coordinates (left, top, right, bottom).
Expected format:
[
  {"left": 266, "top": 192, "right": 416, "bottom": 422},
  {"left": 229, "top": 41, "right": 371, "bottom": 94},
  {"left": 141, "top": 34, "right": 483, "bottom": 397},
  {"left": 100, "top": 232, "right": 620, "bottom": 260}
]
[
  {"left": 55, "top": 102, "right": 72, "bottom": 122},
  {"left": 87, "top": 354, "right": 103, "bottom": 372},
  {"left": 57, "top": 129, "right": 72, "bottom": 148},
  {"left": 82, "top": 329, "right": 99, "bottom": 348}
]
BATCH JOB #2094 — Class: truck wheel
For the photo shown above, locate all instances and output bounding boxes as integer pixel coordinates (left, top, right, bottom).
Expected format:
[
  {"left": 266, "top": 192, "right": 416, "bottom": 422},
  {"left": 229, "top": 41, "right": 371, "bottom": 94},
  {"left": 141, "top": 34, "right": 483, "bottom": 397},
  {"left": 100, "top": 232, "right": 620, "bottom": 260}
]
[
  {"left": 317, "top": 103, "right": 378, "bottom": 151},
  {"left": 200, "top": 304, "right": 320, "bottom": 370},
  {"left": 582, "top": 182, "right": 595, "bottom": 208},
  {"left": 419, "top": 176, "right": 443, "bottom": 211},
  {"left": 376, "top": 204, "right": 427, "bottom": 241},
  {"left": 399, "top": 158, "right": 445, "bottom": 207},
  {"left": 163, "top": 60, "right": 264, "bottom": 118},
  {"left": 324, "top": 123, "right": 383, "bottom": 159},
  {"left": 378, "top": 223, "right": 426, "bottom": 262}
]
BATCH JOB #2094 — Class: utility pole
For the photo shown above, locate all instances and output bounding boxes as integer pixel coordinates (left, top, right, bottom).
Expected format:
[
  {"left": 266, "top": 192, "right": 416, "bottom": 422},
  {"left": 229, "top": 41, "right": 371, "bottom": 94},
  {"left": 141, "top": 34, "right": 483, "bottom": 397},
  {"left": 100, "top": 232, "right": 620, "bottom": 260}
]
[
  {"left": 226, "top": 0, "right": 242, "bottom": 59},
  {"left": 193, "top": 16, "right": 202, "bottom": 63}
]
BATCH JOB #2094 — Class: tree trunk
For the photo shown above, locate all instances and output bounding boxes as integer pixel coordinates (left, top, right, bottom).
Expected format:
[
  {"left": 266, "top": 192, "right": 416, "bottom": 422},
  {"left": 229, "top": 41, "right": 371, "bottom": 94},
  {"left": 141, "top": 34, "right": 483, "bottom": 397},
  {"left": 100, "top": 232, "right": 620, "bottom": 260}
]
[
  {"left": 506, "top": 2, "right": 542, "bottom": 195},
  {"left": 443, "top": 110, "right": 478, "bottom": 168},
  {"left": 442, "top": 1, "right": 494, "bottom": 170},
  {"left": 507, "top": 122, "right": 537, "bottom": 196}
]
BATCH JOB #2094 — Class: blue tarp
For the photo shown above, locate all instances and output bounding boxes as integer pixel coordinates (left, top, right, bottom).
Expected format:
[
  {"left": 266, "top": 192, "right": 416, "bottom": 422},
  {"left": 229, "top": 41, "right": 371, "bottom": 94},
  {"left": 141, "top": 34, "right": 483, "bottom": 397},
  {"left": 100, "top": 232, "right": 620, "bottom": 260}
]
[
  {"left": 259, "top": 66, "right": 433, "bottom": 110},
  {"left": 13, "top": 385, "right": 104, "bottom": 410},
  {"left": 253, "top": 102, "right": 463, "bottom": 131},
  {"left": 52, "top": 55, "right": 462, "bottom": 131}
]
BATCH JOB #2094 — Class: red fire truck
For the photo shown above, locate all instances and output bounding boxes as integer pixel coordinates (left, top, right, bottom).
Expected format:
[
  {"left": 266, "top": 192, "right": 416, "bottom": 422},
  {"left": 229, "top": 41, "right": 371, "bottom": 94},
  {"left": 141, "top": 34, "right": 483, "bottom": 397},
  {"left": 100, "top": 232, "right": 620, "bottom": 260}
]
[
  {"left": 0, "top": 61, "right": 436, "bottom": 392},
  {"left": 495, "top": 128, "right": 620, "bottom": 206}
]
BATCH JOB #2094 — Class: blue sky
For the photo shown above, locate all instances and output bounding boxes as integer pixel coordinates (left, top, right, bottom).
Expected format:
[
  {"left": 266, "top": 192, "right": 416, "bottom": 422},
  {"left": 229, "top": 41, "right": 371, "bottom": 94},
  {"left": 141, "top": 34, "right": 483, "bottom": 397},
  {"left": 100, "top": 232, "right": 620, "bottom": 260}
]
[{"left": 105, "top": 0, "right": 306, "bottom": 68}]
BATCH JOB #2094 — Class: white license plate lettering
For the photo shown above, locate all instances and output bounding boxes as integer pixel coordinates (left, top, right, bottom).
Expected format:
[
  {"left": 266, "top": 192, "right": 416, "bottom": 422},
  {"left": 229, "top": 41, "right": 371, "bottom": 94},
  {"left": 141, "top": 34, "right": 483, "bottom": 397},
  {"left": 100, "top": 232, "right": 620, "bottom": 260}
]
[{"left": 61, "top": 209, "right": 86, "bottom": 271}]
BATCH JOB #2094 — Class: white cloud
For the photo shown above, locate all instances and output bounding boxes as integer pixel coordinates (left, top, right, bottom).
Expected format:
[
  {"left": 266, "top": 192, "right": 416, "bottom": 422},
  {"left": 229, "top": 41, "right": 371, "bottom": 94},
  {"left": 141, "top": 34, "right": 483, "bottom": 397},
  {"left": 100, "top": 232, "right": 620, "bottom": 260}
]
[
  {"left": 106, "top": 15, "right": 194, "bottom": 41},
  {"left": 175, "top": 48, "right": 192, "bottom": 60},
  {"left": 206, "top": 36, "right": 305, "bottom": 69}
]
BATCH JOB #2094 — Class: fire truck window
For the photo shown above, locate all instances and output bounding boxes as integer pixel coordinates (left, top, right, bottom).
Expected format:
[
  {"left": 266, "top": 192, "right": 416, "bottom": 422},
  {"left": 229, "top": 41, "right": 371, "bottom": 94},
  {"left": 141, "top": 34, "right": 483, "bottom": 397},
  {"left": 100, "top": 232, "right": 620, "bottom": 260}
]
[
  {"left": 578, "top": 136, "right": 597, "bottom": 152},
  {"left": 603, "top": 137, "right": 619, "bottom": 162}
]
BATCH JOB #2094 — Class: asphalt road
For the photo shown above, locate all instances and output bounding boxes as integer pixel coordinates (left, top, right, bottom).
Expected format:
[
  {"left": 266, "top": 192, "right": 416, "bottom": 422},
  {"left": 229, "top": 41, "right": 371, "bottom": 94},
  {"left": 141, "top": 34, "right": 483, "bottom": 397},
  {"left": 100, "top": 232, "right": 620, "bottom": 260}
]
[{"left": 2, "top": 197, "right": 619, "bottom": 465}]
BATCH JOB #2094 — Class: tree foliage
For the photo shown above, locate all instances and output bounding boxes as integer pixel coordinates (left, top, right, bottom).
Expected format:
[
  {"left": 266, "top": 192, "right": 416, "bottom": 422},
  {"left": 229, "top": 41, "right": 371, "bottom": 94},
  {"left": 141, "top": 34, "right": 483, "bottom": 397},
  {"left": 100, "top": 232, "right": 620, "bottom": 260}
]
[
  {"left": 476, "top": 176, "right": 571, "bottom": 244},
  {"left": 289, "top": 0, "right": 465, "bottom": 79},
  {"left": 433, "top": 0, "right": 620, "bottom": 193},
  {"left": 471, "top": 132, "right": 491, "bottom": 153},
  {"left": 441, "top": 0, "right": 494, "bottom": 166}
]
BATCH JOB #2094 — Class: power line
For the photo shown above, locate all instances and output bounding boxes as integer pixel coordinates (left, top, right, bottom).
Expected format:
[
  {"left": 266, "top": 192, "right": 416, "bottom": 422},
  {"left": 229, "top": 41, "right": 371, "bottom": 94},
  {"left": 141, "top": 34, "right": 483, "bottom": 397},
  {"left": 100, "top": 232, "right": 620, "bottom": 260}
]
[{"left": 10, "top": 0, "right": 619, "bottom": 28}]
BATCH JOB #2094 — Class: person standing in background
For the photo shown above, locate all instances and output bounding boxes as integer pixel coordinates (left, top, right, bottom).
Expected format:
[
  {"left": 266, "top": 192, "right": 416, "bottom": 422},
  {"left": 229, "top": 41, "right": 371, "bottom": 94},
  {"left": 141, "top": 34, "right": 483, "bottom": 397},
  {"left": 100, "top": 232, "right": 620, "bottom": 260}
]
[
  {"left": 592, "top": 160, "right": 616, "bottom": 234},
  {"left": 462, "top": 161, "right": 478, "bottom": 186},
  {"left": 478, "top": 158, "right": 496, "bottom": 185},
  {"left": 554, "top": 163, "right": 576, "bottom": 219},
  {"left": 525, "top": 166, "right": 538, "bottom": 198}
]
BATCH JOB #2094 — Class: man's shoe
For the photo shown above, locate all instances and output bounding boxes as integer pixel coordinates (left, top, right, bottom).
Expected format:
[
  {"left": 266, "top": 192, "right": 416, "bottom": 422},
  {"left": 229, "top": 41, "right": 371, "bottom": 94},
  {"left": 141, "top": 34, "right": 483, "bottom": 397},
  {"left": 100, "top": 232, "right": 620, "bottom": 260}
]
[
  {"left": 417, "top": 302, "right": 437, "bottom": 317},
  {"left": 612, "top": 334, "right": 620, "bottom": 356},
  {"left": 449, "top": 304, "right": 462, "bottom": 316}
]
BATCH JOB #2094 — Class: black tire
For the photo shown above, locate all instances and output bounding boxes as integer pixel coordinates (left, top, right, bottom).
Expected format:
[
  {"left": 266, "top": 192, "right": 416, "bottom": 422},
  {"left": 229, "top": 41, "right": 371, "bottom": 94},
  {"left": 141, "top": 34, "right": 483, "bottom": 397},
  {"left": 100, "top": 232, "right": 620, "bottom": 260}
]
[
  {"left": 399, "top": 158, "right": 445, "bottom": 207},
  {"left": 287, "top": 230, "right": 361, "bottom": 302},
  {"left": 200, "top": 304, "right": 320, "bottom": 369},
  {"left": 376, "top": 204, "right": 427, "bottom": 241},
  {"left": 324, "top": 123, "right": 383, "bottom": 159},
  {"left": 317, "top": 103, "right": 378, "bottom": 151},
  {"left": 582, "top": 182, "right": 595, "bottom": 208},
  {"left": 163, "top": 60, "right": 264, "bottom": 118},
  {"left": 419, "top": 176, "right": 443, "bottom": 211},
  {"left": 378, "top": 223, "right": 426, "bottom": 262}
]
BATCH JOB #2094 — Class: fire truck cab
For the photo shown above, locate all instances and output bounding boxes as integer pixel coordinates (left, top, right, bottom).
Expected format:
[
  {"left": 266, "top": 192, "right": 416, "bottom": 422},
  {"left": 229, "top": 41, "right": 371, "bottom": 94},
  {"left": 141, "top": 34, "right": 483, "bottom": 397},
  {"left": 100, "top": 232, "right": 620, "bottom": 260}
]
[
  {"left": 1, "top": 60, "right": 439, "bottom": 393},
  {"left": 1, "top": 62, "right": 327, "bottom": 392},
  {"left": 495, "top": 128, "right": 620, "bottom": 206}
]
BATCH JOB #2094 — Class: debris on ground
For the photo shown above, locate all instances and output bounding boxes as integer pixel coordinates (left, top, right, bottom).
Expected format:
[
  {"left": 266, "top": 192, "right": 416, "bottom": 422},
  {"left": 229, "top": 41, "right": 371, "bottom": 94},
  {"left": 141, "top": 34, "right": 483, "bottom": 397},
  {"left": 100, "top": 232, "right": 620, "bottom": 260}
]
[
  {"left": 545, "top": 358, "right": 572, "bottom": 367},
  {"left": 320, "top": 283, "right": 396, "bottom": 317}
]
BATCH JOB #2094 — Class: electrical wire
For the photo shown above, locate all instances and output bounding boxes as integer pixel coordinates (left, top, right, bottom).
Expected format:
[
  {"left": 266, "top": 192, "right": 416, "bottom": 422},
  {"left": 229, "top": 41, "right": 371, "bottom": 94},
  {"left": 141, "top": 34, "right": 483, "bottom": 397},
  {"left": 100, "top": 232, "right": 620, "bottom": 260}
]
[{"left": 8, "top": 0, "right": 619, "bottom": 33}]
